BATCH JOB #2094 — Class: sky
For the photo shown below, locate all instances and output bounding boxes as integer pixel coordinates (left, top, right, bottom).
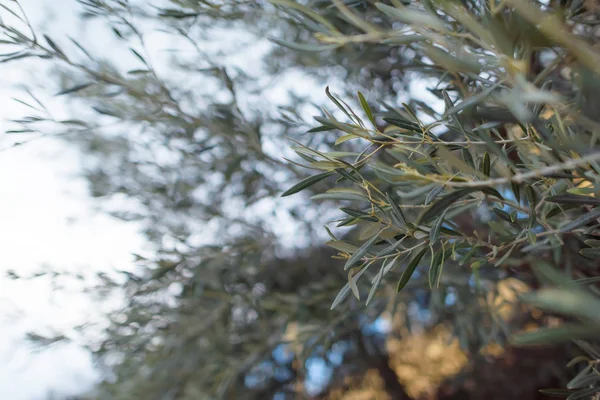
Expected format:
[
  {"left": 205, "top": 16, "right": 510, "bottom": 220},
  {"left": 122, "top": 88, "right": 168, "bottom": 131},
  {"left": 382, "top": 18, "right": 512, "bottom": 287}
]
[{"left": 0, "top": 1, "right": 144, "bottom": 398}]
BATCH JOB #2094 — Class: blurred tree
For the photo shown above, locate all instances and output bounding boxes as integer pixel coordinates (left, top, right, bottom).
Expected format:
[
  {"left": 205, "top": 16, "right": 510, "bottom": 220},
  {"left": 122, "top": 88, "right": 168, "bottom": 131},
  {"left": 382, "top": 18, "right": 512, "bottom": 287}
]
[{"left": 1, "top": 0, "right": 600, "bottom": 399}]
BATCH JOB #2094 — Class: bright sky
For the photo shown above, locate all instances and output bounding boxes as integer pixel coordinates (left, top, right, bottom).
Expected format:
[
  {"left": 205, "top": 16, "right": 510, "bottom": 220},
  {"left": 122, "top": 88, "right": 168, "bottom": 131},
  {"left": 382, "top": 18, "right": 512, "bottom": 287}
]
[{"left": 0, "top": 1, "right": 144, "bottom": 398}]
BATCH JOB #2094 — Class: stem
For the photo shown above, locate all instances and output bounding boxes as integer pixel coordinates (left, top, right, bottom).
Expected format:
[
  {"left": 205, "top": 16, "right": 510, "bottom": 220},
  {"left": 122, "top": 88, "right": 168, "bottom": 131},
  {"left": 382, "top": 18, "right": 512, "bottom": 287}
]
[{"left": 435, "top": 152, "right": 600, "bottom": 188}]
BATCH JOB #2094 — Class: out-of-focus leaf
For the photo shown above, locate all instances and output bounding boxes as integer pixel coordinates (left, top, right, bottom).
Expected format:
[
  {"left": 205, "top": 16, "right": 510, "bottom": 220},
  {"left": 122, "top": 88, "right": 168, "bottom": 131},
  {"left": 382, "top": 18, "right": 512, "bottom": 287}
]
[
  {"left": 567, "top": 364, "right": 597, "bottom": 389},
  {"left": 547, "top": 194, "right": 600, "bottom": 206},
  {"left": 44, "top": 35, "right": 65, "bottom": 57},
  {"left": 461, "top": 148, "right": 475, "bottom": 169},
  {"left": 580, "top": 248, "right": 600, "bottom": 258},
  {"left": 511, "top": 179, "right": 521, "bottom": 204},
  {"left": 526, "top": 186, "right": 537, "bottom": 228},
  {"left": 55, "top": 82, "right": 94, "bottom": 96},
  {"left": 381, "top": 34, "right": 426, "bottom": 45},
  {"left": 538, "top": 388, "right": 573, "bottom": 398},
  {"left": 567, "top": 387, "right": 599, "bottom": 400},
  {"left": 375, "top": 3, "right": 446, "bottom": 31},
  {"left": 481, "top": 152, "right": 490, "bottom": 177},
  {"left": 521, "top": 288, "right": 600, "bottom": 323},
  {"left": 459, "top": 246, "right": 479, "bottom": 266},
  {"left": 559, "top": 208, "right": 600, "bottom": 233},
  {"left": 326, "top": 240, "right": 361, "bottom": 254},
  {"left": 444, "top": 83, "right": 501, "bottom": 117},
  {"left": 269, "top": 37, "right": 340, "bottom": 52},
  {"left": 511, "top": 325, "right": 599, "bottom": 346}
]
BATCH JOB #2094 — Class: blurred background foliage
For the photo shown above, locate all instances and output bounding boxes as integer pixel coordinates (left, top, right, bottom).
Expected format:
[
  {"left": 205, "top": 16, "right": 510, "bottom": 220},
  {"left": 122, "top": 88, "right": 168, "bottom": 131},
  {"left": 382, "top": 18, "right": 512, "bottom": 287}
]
[{"left": 1, "top": 0, "right": 600, "bottom": 399}]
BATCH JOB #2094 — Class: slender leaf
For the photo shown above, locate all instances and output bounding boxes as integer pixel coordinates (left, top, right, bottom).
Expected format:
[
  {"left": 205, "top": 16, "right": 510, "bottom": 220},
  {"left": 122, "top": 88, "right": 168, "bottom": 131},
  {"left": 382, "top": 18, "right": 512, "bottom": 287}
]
[
  {"left": 281, "top": 172, "right": 333, "bottom": 197},
  {"left": 397, "top": 247, "right": 427, "bottom": 292},
  {"left": 358, "top": 92, "right": 377, "bottom": 129},
  {"left": 343, "top": 230, "right": 382, "bottom": 270},
  {"left": 547, "top": 194, "right": 600, "bottom": 206},
  {"left": 559, "top": 208, "right": 600, "bottom": 232}
]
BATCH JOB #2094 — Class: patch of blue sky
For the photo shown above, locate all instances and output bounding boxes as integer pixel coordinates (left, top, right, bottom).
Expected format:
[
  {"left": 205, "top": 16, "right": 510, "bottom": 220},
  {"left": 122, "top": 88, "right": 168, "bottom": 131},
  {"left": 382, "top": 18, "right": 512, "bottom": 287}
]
[{"left": 305, "top": 357, "right": 333, "bottom": 395}]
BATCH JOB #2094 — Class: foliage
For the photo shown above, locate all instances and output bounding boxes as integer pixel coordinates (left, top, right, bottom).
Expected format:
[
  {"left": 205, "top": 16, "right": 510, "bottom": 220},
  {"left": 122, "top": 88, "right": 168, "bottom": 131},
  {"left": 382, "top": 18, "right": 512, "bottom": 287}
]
[
  {"left": 1, "top": 0, "right": 600, "bottom": 399},
  {"left": 279, "top": 0, "right": 600, "bottom": 398}
]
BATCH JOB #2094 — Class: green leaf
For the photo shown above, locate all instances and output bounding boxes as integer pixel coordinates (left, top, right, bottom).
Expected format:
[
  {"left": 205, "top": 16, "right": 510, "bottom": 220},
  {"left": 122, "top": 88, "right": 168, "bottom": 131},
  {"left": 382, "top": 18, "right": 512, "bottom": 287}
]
[
  {"left": 547, "top": 194, "right": 600, "bottom": 206},
  {"left": 130, "top": 48, "right": 148, "bottom": 65},
  {"left": 425, "top": 186, "right": 444, "bottom": 206},
  {"left": 376, "top": 238, "right": 405, "bottom": 257},
  {"left": 343, "top": 230, "right": 382, "bottom": 270},
  {"left": 358, "top": 92, "right": 377, "bottom": 129},
  {"left": 437, "top": 145, "right": 486, "bottom": 179},
  {"left": 383, "top": 117, "right": 421, "bottom": 133},
  {"left": 429, "top": 207, "right": 448, "bottom": 243},
  {"left": 325, "top": 86, "right": 355, "bottom": 122},
  {"left": 348, "top": 269, "right": 360, "bottom": 300},
  {"left": 573, "top": 276, "right": 600, "bottom": 285},
  {"left": 55, "top": 82, "right": 94, "bottom": 96},
  {"left": 326, "top": 240, "right": 361, "bottom": 254},
  {"left": 375, "top": 3, "right": 446, "bottom": 31},
  {"left": 269, "top": 38, "right": 340, "bottom": 52},
  {"left": 493, "top": 208, "right": 513, "bottom": 224},
  {"left": 567, "top": 365, "right": 600, "bottom": 390},
  {"left": 281, "top": 172, "right": 333, "bottom": 197},
  {"left": 386, "top": 193, "right": 407, "bottom": 230},
  {"left": 559, "top": 207, "right": 600, "bottom": 233},
  {"left": 532, "top": 261, "right": 574, "bottom": 287},
  {"left": 511, "top": 325, "right": 599, "bottom": 346},
  {"left": 312, "top": 192, "right": 366, "bottom": 202},
  {"left": 428, "top": 244, "right": 445, "bottom": 288},
  {"left": 127, "top": 69, "right": 152, "bottom": 75},
  {"left": 459, "top": 246, "right": 479, "bottom": 266},
  {"left": 397, "top": 247, "right": 427, "bottom": 292},
  {"left": 443, "top": 83, "right": 501, "bottom": 117},
  {"left": 526, "top": 186, "right": 537, "bottom": 228},
  {"left": 461, "top": 148, "right": 475, "bottom": 169},
  {"left": 481, "top": 152, "right": 490, "bottom": 177},
  {"left": 44, "top": 35, "right": 65, "bottom": 57},
  {"left": 567, "top": 387, "right": 599, "bottom": 400},
  {"left": 367, "top": 258, "right": 396, "bottom": 306},
  {"left": 331, "top": 266, "right": 368, "bottom": 310},
  {"left": 527, "top": 229, "right": 537, "bottom": 245},
  {"left": 511, "top": 179, "right": 521, "bottom": 204},
  {"left": 340, "top": 207, "right": 374, "bottom": 219},
  {"left": 418, "top": 188, "right": 502, "bottom": 224},
  {"left": 584, "top": 239, "right": 600, "bottom": 247},
  {"left": 521, "top": 288, "right": 600, "bottom": 322},
  {"left": 538, "top": 388, "right": 573, "bottom": 398},
  {"left": 580, "top": 248, "right": 600, "bottom": 258},
  {"left": 382, "top": 34, "right": 426, "bottom": 45}
]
